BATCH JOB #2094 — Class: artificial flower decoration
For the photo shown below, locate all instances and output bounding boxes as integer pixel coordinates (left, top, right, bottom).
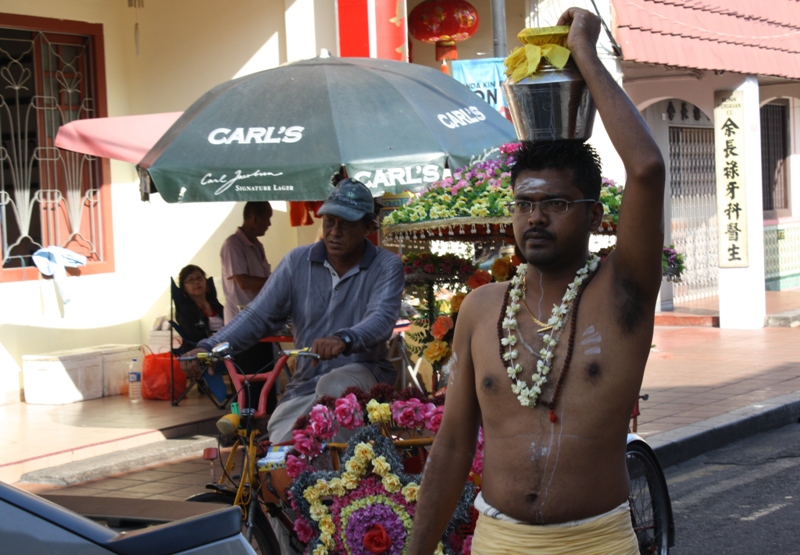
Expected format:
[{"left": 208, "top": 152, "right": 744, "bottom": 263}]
[
  {"left": 402, "top": 252, "right": 477, "bottom": 279},
  {"left": 423, "top": 339, "right": 450, "bottom": 365},
  {"left": 430, "top": 315, "right": 454, "bottom": 341},
  {"left": 465, "top": 269, "right": 492, "bottom": 290},
  {"left": 382, "top": 144, "right": 519, "bottom": 228},
  {"left": 289, "top": 426, "right": 474, "bottom": 555},
  {"left": 490, "top": 256, "right": 513, "bottom": 282}
]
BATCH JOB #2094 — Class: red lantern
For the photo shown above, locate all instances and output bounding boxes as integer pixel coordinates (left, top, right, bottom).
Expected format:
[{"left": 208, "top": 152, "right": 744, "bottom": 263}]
[{"left": 408, "top": 0, "right": 479, "bottom": 61}]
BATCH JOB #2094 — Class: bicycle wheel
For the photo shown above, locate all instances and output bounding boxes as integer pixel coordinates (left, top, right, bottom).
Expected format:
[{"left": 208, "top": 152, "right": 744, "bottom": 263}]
[
  {"left": 188, "top": 492, "right": 280, "bottom": 555},
  {"left": 626, "top": 441, "right": 671, "bottom": 555}
]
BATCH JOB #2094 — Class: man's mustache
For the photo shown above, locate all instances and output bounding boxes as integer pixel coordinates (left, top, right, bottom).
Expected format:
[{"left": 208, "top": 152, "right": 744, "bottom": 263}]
[{"left": 523, "top": 227, "right": 555, "bottom": 241}]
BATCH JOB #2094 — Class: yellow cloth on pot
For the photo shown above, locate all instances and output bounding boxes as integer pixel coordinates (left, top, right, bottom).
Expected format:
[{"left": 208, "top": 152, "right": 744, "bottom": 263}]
[{"left": 504, "top": 26, "right": 572, "bottom": 83}]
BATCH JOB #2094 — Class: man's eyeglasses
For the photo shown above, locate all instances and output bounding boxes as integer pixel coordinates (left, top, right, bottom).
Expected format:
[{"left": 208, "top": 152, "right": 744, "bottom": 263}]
[
  {"left": 184, "top": 275, "right": 206, "bottom": 284},
  {"left": 506, "top": 199, "right": 596, "bottom": 215}
]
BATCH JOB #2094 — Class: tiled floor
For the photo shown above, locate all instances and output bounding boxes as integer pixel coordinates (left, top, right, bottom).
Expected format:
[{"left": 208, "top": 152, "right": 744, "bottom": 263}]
[
  {"left": 0, "top": 392, "right": 224, "bottom": 484},
  {"left": 640, "top": 325, "right": 800, "bottom": 438},
  {"left": 25, "top": 456, "right": 216, "bottom": 501}
]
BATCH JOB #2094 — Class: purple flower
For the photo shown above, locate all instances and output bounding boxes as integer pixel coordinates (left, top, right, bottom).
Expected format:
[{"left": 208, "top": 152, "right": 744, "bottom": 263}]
[{"left": 343, "top": 503, "right": 407, "bottom": 555}]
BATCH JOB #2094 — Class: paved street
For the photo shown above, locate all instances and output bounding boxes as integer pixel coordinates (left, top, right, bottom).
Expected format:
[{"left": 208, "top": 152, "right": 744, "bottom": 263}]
[{"left": 665, "top": 422, "right": 800, "bottom": 554}]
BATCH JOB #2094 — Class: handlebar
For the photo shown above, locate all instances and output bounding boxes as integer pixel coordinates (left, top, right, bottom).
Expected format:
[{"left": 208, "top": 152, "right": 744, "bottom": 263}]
[{"left": 178, "top": 344, "right": 320, "bottom": 363}]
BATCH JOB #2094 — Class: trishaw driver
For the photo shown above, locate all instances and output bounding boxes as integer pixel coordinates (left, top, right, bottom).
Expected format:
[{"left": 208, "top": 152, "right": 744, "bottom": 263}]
[
  {"left": 408, "top": 8, "right": 666, "bottom": 555},
  {"left": 182, "top": 178, "right": 404, "bottom": 443}
]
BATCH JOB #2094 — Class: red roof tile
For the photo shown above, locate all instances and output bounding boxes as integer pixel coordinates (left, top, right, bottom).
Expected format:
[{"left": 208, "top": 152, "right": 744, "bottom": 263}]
[{"left": 611, "top": 0, "right": 800, "bottom": 79}]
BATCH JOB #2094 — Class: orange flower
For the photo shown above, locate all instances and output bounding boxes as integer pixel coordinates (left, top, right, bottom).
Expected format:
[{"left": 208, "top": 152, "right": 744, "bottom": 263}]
[
  {"left": 450, "top": 292, "right": 467, "bottom": 313},
  {"left": 491, "top": 256, "right": 513, "bottom": 282},
  {"left": 423, "top": 340, "right": 450, "bottom": 364},
  {"left": 466, "top": 269, "right": 492, "bottom": 289},
  {"left": 431, "top": 315, "right": 454, "bottom": 340}
]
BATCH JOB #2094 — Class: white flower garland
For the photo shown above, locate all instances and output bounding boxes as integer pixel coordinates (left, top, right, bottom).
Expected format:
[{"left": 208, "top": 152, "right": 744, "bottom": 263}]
[{"left": 501, "top": 254, "right": 600, "bottom": 407}]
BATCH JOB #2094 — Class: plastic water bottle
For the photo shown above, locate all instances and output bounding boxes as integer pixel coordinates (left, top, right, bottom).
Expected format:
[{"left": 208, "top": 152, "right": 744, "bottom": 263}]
[{"left": 128, "top": 358, "right": 142, "bottom": 402}]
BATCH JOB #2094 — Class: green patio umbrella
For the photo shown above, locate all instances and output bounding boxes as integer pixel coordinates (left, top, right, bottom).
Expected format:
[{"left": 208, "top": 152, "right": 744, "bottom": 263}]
[{"left": 138, "top": 56, "right": 516, "bottom": 203}]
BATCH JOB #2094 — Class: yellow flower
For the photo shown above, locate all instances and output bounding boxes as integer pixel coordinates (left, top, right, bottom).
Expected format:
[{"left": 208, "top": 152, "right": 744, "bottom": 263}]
[
  {"left": 304, "top": 487, "right": 320, "bottom": 504},
  {"left": 354, "top": 442, "right": 375, "bottom": 462},
  {"left": 314, "top": 479, "right": 331, "bottom": 497},
  {"left": 491, "top": 256, "right": 513, "bottom": 282},
  {"left": 309, "top": 503, "right": 329, "bottom": 521},
  {"left": 320, "top": 516, "right": 336, "bottom": 535},
  {"left": 434, "top": 543, "right": 444, "bottom": 555},
  {"left": 345, "top": 457, "right": 366, "bottom": 475},
  {"left": 342, "top": 472, "right": 360, "bottom": 490},
  {"left": 313, "top": 543, "right": 329, "bottom": 555},
  {"left": 401, "top": 482, "right": 419, "bottom": 502},
  {"left": 366, "top": 399, "right": 391, "bottom": 424},
  {"left": 424, "top": 340, "right": 450, "bottom": 364},
  {"left": 382, "top": 474, "right": 402, "bottom": 493},
  {"left": 450, "top": 292, "right": 467, "bottom": 313},
  {"left": 328, "top": 477, "right": 345, "bottom": 497},
  {"left": 372, "top": 456, "right": 391, "bottom": 476},
  {"left": 322, "top": 535, "right": 335, "bottom": 550}
]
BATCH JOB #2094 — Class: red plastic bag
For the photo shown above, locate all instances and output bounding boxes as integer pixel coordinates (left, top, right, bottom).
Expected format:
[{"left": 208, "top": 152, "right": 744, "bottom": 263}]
[{"left": 142, "top": 346, "right": 187, "bottom": 400}]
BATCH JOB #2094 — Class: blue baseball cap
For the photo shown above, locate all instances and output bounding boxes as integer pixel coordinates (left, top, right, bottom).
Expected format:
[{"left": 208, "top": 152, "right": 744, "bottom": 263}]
[{"left": 318, "top": 178, "right": 375, "bottom": 222}]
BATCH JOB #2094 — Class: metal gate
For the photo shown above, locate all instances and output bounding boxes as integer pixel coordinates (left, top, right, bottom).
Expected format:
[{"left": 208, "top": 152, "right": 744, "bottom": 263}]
[{"left": 669, "top": 127, "right": 719, "bottom": 304}]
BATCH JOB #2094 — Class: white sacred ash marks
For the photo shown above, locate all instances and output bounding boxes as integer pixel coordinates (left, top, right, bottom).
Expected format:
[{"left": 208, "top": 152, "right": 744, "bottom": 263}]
[{"left": 581, "top": 325, "right": 602, "bottom": 356}]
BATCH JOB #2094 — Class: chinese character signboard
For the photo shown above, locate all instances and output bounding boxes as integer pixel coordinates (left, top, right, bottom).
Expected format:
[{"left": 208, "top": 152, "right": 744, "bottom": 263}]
[{"left": 714, "top": 90, "right": 749, "bottom": 267}]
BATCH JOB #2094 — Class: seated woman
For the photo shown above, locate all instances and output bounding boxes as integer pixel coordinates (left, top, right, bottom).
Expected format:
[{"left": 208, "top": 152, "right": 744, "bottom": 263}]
[{"left": 174, "top": 264, "right": 229, "bottom": 403}]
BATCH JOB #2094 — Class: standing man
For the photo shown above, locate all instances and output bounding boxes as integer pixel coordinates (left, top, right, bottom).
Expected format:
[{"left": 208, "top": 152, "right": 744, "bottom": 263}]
[
  {"left": 220, "top": 201, "right": 276, "bottom": 409},
  {"left": 221, "top": 201, "right": 273, "bottom": 323},
  {"left": 183, "top": 179, "right": 404, "bottom": 443},
  {"left": 409, "top": 8, "right": 665, "bottom": 555}
]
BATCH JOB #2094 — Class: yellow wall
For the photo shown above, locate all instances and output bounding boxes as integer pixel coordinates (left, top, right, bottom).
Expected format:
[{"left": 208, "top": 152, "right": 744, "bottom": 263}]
[{"left": 0, "top": 0, "right": 324, "bottom": 404}]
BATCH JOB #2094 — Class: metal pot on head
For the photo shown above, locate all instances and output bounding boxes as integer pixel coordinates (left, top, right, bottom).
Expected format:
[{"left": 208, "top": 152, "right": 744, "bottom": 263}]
[{"left": 502, "top": 59, "right": 596, "bottom": 142}]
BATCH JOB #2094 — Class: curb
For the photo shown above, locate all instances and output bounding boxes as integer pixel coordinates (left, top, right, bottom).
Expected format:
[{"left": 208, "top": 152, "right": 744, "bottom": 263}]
[
  {"left": 648, "top": 391, "right": 800, "bottom": 468},
  {"left": 18, "top": 435, "right": 219, "bottom": 486}
]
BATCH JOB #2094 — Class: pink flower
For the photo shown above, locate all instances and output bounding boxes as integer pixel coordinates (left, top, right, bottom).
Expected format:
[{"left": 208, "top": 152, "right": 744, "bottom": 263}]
[
  {"left": 292, "top": 427, "right": 323, "bottom": 457},
  {"left": 471, "top": 427, "right": 485, "bottom": 475},
  {"left": 462, "top": 535, "right": 473, "bottom": 555},
  {"left": 391, "top": 398, "right": 427, "bottom": 429},
  {"left": 293, "top": 516, "right": 314, "bottom": 543},
  {"left": 471, "top": 450, "right": 484, "bottom": 475},
  {"left": 334, "top": 393, "right": 364, "bottom": 430},
  {"left": 424, "top": 404, "right": 444, "bottom": 433},
  {"left": 285, "top": 454, "right": 309, "bottom": 479},
  {"left": 309, "top": 405, "right": 338, "bottom": 439}
]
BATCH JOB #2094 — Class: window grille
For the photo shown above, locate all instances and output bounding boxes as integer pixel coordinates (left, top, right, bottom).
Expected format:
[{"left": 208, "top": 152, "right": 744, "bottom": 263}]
[
  {"left": 0, "top": 21, "right": 108, "bottom": 274},
  {"left": 760, "top": 102, "right": 789, "bottom": 214}
]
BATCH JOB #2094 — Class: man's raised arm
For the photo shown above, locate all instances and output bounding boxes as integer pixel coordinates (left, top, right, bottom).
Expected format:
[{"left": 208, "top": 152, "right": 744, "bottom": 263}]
[{"left": 559, "top": 8, "right": 666, "bottom": 293}]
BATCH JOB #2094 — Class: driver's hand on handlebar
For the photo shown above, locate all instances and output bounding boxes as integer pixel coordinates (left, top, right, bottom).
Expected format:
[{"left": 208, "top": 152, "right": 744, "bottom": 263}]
[
  {"left": 309, "top": 335, "right": 346, "bottom": 365},
  {"left": 180, "top": 347, "right": 211, "bottom": 380}
]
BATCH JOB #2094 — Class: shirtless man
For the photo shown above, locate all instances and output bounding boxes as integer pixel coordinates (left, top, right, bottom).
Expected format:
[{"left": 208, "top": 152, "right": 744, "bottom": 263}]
[{"left": 408, "top": 8, "right": 665, "bottom": 555}]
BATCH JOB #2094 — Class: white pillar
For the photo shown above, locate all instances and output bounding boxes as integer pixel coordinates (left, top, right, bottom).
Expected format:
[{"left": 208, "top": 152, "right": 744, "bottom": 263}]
[{"left": 717, "top": 77, "right": 766, "bottom": 329}]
